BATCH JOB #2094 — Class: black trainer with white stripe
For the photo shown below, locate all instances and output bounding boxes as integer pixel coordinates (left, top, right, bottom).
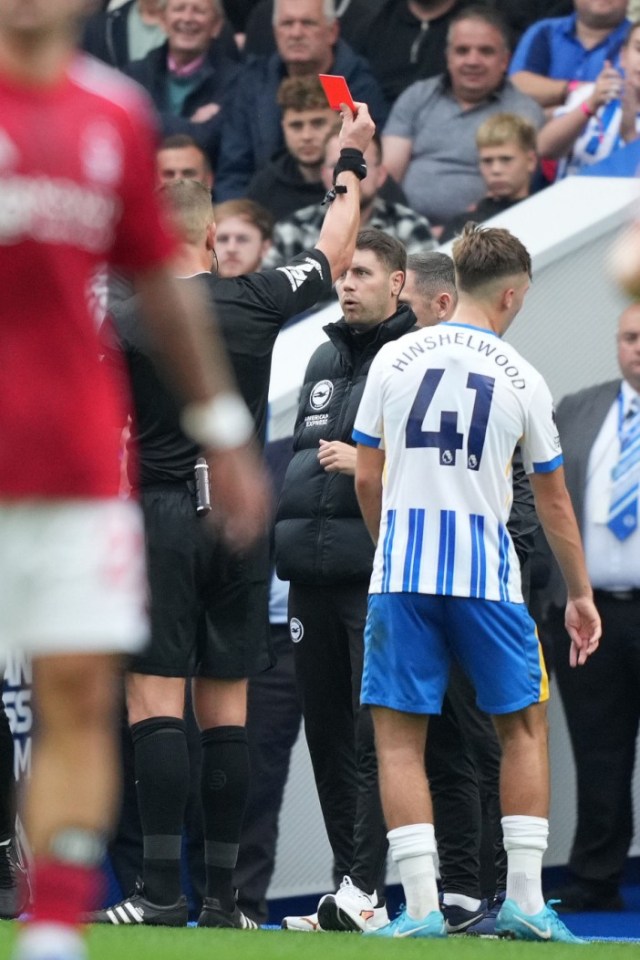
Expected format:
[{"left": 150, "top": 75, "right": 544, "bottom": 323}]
[
  {"left": 88, "top": 878, "right": 187, "bottom": 926},
  {"left": 198, "top": 896, "right": 258, "bottom": 929}
]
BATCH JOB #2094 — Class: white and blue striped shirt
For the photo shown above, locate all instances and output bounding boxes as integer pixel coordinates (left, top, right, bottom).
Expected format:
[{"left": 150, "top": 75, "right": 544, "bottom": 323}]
[{"left": 353, "top": 323, "right": 562, "bottom": 602}]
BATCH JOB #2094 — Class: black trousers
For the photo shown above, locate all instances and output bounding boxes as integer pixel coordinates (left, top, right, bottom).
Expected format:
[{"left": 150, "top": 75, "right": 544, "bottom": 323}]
[
  {"left": 235, "top": 624, "right": 303, "bottom": 923},
  {"left": 289, "top": 581, "right": 388, "bottom": 895},
  {"left": 429, "top": 662, "right": 506, "bottom": 899},
  {"left": 547, "top": 594, "right": 640, "bottom": 893},
  {"left": 289, "top": 582, "right": 505, "bottom": 900}
]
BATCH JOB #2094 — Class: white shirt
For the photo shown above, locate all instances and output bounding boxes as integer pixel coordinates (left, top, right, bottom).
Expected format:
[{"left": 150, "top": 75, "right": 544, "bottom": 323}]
[
  {"left": 354, "top": 322, "right": 561, "bottom": 602},
  {"left": 583, "top": 379, "right": 640, "bottom": 589}
]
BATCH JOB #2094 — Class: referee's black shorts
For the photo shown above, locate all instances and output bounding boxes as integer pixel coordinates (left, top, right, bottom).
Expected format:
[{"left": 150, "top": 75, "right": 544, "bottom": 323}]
[{"left": 131, "top": 483, "right": 271, "bottom": 679}]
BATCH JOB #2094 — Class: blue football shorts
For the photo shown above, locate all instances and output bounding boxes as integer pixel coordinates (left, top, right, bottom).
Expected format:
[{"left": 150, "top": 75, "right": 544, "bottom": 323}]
[{"left": 361, "top": 592, "right": 549, "bottom": 716}]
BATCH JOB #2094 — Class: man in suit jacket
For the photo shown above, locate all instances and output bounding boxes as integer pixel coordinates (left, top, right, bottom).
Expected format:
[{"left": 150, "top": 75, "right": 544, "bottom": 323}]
[{"left": 540, "top": 302, "right": 640, "bottom": 912}]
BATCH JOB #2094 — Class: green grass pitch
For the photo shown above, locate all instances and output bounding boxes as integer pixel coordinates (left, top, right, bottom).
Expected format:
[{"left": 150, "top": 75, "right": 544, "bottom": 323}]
[{"left": 0, "top": 923, "right": 637, "bottom": 959}]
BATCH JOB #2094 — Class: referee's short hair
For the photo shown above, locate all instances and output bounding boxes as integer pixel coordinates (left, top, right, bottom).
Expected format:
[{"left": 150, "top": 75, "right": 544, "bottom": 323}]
[{"left": 159, "top": 179, "right": 213, "bottom": 245}]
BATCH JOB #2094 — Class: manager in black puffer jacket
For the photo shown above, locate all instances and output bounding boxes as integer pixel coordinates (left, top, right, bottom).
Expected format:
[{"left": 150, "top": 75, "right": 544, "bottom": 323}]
[{"left": 274, "top": 229, "right": 416, "bottom": 930}]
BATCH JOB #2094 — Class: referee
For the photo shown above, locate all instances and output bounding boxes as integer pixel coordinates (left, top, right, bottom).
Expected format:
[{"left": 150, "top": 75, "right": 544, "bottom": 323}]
[{"left": 93, "top": 102, "right": 375, "bottom": 928}]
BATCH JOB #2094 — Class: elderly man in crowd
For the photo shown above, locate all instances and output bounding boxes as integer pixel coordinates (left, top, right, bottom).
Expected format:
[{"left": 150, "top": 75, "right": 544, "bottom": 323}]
[
  {"left": 215, "top": 0, "right": 388, "bottom": 199},
  {"left": 124, "top": 0, "right": 240, "bottom": 168}
]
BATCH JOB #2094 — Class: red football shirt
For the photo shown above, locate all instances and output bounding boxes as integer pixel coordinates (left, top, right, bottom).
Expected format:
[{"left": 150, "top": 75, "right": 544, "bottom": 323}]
[{"left": 0, "top": 54, "right": 175, "bottom": 497}]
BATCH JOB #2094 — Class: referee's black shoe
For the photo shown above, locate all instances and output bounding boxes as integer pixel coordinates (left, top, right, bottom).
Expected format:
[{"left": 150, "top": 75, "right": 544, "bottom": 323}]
[
  {"left": 197, "top": 895, "right": 258, "bottom": 929},
  {"left": 88, "top": 878, "right": 187, "bottom": 926}
]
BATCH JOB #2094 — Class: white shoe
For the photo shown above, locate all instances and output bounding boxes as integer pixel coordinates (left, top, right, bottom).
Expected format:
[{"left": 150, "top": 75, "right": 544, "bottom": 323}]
[
  {"left": 281, "top": 909, "right": 324, "bottom": 931},
  {"left": 317, "top": 876, "right": 390, "bottom": 932}
]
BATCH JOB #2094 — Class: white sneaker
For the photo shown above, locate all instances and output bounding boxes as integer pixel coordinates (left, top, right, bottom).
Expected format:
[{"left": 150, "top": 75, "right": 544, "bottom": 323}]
[
  {"left": 317, "top": 876, "right": 390, "bottom": 932},
  {"left": 281, "top": 909, "right": 324, "bottom": 931}
]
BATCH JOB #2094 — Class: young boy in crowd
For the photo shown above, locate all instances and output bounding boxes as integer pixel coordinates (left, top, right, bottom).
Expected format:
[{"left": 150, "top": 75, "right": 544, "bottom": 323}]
[{"left": 440, "top": 113, "right": 538, "bottom": 243}]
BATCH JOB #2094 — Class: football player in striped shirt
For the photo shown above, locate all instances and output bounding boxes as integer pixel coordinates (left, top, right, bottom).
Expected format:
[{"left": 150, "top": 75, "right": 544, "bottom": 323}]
[{"left": 353, "top": 223, "right": 601, "bottom": 942}]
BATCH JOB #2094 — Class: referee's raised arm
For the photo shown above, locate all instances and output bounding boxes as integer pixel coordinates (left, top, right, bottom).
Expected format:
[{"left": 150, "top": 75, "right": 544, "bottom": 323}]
[{"left": 315, "top": 101, "right": 375, "bottom": 282}]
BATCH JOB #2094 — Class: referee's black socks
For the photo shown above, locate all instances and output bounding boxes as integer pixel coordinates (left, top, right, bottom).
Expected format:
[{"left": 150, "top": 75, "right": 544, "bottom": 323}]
[
  {"left": 200, "top": 725, "right": 250, "bottom": 912},
  {"left": 131, "top": 716, "right": 189, "bottom": 906}
]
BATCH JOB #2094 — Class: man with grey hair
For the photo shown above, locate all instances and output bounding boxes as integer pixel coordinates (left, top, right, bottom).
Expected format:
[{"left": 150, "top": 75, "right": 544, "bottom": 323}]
[
  {"left": 241, "top": 0, "right": 380, "bottom": 57},
  {"left": 123, "top": 0, "right": 240, "bottom": 168},
  {"left": 400, "top": 251, "right": 458, "bottom": 328},
  {"left": 215, "top": 0, "right": 388, "bottom": 199}
]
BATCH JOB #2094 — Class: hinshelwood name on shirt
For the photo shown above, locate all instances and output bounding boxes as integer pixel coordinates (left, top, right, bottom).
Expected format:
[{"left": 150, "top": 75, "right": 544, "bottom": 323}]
[
  {"left": 0, "top": 176, "right": 120, "bottom": 252},
  {"left": 391, "top": 329, "right": 527, "bottom": 389}
]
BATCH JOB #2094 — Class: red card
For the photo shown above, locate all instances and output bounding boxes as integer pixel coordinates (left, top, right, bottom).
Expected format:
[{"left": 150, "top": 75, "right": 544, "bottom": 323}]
[{"left": 319, "top": 74, "right": 356, "bottom": 113}]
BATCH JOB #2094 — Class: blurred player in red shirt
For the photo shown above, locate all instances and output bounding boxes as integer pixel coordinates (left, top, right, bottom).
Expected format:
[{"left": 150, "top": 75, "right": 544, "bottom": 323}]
[{"left": 0, "top": 3, "right": 269, "bottom": 959}]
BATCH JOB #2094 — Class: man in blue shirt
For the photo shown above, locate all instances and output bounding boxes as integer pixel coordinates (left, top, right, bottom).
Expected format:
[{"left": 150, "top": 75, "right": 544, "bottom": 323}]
[{"left": 509, "top": 0, "right": 630, "bottom": 108}]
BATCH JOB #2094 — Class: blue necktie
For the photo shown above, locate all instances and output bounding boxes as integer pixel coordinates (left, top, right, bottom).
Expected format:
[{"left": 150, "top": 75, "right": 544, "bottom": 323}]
[{"left": 607, "top": 396, "right": 640, "bottom": 541}]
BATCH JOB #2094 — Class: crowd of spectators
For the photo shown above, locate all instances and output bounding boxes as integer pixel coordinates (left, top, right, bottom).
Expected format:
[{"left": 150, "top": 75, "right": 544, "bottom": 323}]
[{"left": 82, "top": 0, "right": 640, "bottom": 250}]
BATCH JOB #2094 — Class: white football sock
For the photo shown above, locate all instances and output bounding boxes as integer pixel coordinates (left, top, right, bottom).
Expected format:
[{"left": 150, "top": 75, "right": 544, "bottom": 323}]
[
  {"left": 502, "top": 815, "right": 548, "bottom": 915},
  {"left": 387, "top": 823, "right": 439, "bottom": 920}
]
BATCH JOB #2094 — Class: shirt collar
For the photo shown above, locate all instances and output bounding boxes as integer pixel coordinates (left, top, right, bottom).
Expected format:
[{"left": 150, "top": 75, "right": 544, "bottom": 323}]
[
  {"left": 621, "top": 378, "right": 640, "bottom": 415},
  {"left": 561, "top": 13, "right": 578, "bottom": 39},
  {"left": 562, "top": 13, "right": 631, "bottom": 49},
  {"left": 443, "top": 321, "right": 500, "bottom": 338},
  {"left": 168, "top": 51, "right": 206, "bottom": 77},
  {"left": 441, "top": 70, "right": 506, "bottom": 105}
]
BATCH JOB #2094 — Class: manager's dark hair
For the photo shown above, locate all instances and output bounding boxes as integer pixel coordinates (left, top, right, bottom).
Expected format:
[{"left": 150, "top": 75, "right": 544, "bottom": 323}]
[{"left": 354, "top": 228, "right": 406, "bottom": 274}]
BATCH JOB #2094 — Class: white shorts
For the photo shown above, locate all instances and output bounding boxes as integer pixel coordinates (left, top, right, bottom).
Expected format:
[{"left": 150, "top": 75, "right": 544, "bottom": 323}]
[{"left": 0, "top": 498, "right": 148, "bottom": 659}]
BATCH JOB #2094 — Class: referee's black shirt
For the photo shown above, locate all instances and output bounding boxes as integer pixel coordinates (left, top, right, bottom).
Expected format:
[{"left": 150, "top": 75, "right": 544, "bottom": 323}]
[{"left": 102, "top": 248, "right": 332, "bottom": 485}]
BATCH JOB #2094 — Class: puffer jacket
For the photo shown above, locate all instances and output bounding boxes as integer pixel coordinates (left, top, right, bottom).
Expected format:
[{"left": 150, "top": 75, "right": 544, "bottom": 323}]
[{"left": 275, "top": 304, "right": 417, "bottom": 584}]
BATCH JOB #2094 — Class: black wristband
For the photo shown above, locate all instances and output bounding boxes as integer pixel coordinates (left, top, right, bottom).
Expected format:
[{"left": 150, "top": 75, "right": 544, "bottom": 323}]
[
  {"left": 333, "top": 147, "right": 367, "bottom": 183},
  {"left": 321, "top": 184, "right": 348, "bottom": 206}
]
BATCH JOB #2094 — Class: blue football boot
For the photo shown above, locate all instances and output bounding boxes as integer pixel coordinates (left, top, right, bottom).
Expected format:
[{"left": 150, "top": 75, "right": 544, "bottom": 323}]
[
  {"left": 495, "top": 897, "right": 588, "bottom": 943},
  {"left": 365, "top": 906, "right": 446, "bottom": 939}
]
